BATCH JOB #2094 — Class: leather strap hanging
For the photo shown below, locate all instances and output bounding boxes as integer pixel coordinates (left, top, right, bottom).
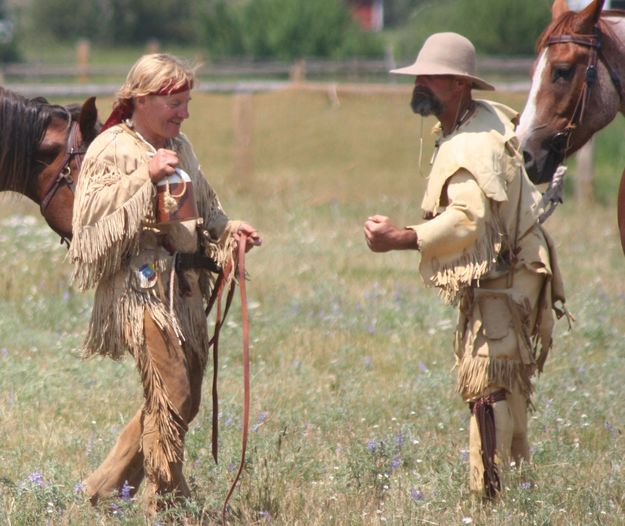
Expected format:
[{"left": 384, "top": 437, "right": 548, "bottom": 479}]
[
  {"left": 469, "top": 389, "right": 507, "bottom": 499},
  {"left": 203, "top": 233, "right": 251, "bottom": 523},
  {"left": 221, "top": 233, "right": 251, "bottom": 522}
]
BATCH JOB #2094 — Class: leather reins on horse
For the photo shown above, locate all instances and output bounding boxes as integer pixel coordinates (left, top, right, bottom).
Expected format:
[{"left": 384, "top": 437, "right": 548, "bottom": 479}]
[
  {"left": 202, "top": 233, "right": 251, "bottom": 523},
  {"left": 40, "top": 118, "right": 87, "bottom": 214},
  {"left": 546, "top": 26, "right": 624, "bottom": 156}
]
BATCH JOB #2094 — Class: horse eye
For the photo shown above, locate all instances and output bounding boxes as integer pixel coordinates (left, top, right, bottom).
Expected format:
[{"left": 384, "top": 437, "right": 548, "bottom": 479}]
[{"left": 552, "top": 64, "right": 575, "bottom": 82}]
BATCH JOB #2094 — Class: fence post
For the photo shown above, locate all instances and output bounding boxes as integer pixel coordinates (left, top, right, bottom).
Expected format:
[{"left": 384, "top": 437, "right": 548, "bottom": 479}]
[
  {"left": 575, "top": 137, "right": 594, "bottom": 203},
  {"left": 290, "top": 59, "right": 306, "bottom": 84},
  {"left": 146, "top": 39, "right": 160, "bottom": 54},
  {"left": 233, "top": 92, "right": 254, "bottom": 187},
  {"left": 76, "top": 39, "right": 90, "bottom": 83}
]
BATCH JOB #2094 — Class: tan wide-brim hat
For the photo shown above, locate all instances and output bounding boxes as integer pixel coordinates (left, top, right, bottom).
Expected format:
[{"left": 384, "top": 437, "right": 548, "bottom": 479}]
[{"left": 391, "top": 32, "right": 495, "bottom": 91}]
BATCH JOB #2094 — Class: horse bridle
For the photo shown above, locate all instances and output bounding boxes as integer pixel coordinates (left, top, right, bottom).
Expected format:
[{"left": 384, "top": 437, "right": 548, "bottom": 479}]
[
  {"left": 40, "top": 116, "right": 87, "bottom": 213},
  {"left": 546, "top": 25, "right": 624, "bottom": 156}
]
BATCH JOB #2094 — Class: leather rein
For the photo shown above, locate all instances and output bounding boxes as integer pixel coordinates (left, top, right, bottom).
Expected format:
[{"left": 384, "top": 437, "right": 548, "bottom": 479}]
[
  {"left": 546, "top": 25, "right": 624, "bottom": 156},
  {"left": 203, "top": 233, "right": 251, "bottom": 523}
]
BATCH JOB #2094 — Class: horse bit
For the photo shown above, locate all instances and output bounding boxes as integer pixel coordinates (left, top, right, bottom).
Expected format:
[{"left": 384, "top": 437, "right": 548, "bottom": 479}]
[
  {"left": 546, "top": 25, "right": 624, "bottom": 156},
  {"left": 40, "top": 113, "right": 87, "bottom": 244}
]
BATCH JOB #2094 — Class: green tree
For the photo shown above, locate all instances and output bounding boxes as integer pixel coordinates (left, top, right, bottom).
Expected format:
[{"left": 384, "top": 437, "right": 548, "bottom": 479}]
[
  {"left": 29, "top": 0, "right": 199, "bottom": 45},
  {"left": 395, "top": 0, "right": 551, "bottom": 58},
  {"left": 0, "top": 0, "right": 19, "bottom": 62},
  {"left": 200, "top": 0, "right": 384, "bottom": 60},
  {"left": 384, "top": 0, "right": 428, "bottom": 27}
]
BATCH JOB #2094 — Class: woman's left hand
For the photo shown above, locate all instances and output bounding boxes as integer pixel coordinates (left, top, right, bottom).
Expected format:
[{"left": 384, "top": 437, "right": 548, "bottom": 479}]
[{"left": 237, "top": 222, "right": 262, "bottom": 252}]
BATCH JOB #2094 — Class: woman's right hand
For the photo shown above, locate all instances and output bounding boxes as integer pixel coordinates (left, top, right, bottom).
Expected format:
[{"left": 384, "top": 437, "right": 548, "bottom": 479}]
[{"left": 148, "top": 148, "right": 179, "bottom": 183}]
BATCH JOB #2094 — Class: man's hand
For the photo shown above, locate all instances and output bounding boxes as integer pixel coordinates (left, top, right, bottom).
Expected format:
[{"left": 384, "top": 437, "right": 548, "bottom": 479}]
[
  {"left": 363, "top": 215, "right": 418, "bottom": 252},
  {"left": 237, "top": 222, "right": 262, "bottom": 252},
  {"left": 148, "top": 148, "right": 179, "bottom": 183}
]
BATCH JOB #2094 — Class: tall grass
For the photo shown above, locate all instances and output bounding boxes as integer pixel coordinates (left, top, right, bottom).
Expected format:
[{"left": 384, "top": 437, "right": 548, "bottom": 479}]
[{"left": 0, "top": 89, "right": 624, "bottom": 524}]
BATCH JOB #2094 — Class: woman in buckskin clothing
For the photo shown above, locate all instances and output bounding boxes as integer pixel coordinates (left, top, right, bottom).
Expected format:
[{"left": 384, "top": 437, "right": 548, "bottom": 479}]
[
  {"left": 364, "top": 33, "right": 568, "bottom": 498},
  {"left": 69, "top": 53, "right": 261, "bottom": 513}
]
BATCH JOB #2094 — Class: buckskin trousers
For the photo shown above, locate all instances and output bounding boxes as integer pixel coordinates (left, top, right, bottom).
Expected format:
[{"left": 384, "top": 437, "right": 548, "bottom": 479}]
[{"left": 84, "top": 310, "right": 204, "bottom": 512}]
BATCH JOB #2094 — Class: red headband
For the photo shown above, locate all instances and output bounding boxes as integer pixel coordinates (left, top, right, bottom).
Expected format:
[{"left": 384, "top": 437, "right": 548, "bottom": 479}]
[{"left": 101, "top": 78, "right": 193, "bottom": 132}]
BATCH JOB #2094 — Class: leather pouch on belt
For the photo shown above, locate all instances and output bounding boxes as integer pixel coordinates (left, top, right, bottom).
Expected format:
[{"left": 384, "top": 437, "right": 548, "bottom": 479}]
[
  {"left": 474, "top": 289, "right": 534, "bottom": 365},
  {"left": 476, "top": 292, "right": 511, "bottom": 340}
]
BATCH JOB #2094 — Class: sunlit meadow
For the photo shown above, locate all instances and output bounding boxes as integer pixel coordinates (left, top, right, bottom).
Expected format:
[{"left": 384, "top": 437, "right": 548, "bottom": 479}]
[{"left": 0, "top": 89, "right": 624, "bottom": 524}]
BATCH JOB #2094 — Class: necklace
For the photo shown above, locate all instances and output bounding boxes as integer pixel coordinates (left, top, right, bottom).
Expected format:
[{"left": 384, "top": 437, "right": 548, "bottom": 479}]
[{"left": 455, "top": 101, "right": 475, "bottom": 131}]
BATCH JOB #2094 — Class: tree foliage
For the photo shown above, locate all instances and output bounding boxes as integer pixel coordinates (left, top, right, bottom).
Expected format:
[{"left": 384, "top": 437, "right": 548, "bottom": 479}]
[
  {"left": 23, "top": 0, "right": 383, "bottom": 59},
  {"left": 15, "top": 0, "right": 553, "bottom": 60},
  {"left": 199, "top": 0, "right": 384, "bottom": 60},
  {"left": 29, "top": 0, "right": 198, "bottom": 46},
  {"left": 394, "top": 0, "right": 551, "bottom": 58},
  {"left": 0, "top": 0, "right": 18, "bottom": 62}
]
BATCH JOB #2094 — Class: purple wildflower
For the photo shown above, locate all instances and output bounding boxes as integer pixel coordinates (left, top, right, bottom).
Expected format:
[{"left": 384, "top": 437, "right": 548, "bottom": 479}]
[
  {"left": 367, "top": 323, "right": 376, "bottom": 334},
  {"left": 418, "top": 361, "right": 428, "bottom": 373},
  {"left": 410, "top": 488, "right": 425, "bottom": 502},
  {"left": 520, "top": 481, "right": 532, "bottom": 490},
  {"left": 74, "top": 481, "right": 85, "bottom": 494},
  {"left": 391, "top": 456, "right": 401, "bottom": 470},
  {"left": 363, "top": 356, "right": 372, "bottom": 368},
  {"left": 0, "top": 348, "right": 7, "bottom": 357},
  {"left": 605, "top": 420, "right": 616, "bottom": 434},
  {"left": 260, "top": 510, "right": 273, "bottom": 521},
  {"left": 28, "top": 471, "right": 45, "bottom": 487},
  {"left": 394, "top": 433, "right": 405, "bottom": 448},
  {"left": 120, "top": 480, "right": 133, "bottom": 502},
  {"left": 252, "top": 411, "right": 269, "bottom": 432},
  {"left": 367, "top": 439, "right": 378, "bottom": 452}
]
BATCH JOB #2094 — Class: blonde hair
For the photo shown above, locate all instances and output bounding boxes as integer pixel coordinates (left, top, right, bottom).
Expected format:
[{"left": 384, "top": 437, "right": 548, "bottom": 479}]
[{"left": 114, "top": 53, "right": 197, "bottom": 108}]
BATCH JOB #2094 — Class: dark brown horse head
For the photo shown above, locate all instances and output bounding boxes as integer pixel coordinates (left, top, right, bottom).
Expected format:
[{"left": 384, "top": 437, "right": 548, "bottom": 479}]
[
  {"left": 0, "top": 89, "right": 99, "bottom": 241},
  {"left": 517, "top": 0, "right": 623, "bottom": 183},
  {"left": 36, "top": 97, "right": 99, "bottom": 240}
]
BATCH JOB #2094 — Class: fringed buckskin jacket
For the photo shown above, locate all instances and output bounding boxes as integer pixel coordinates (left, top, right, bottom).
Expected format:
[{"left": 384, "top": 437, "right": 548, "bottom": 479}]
[
  {"left": 69, "top": 124, "right": 238, "bottom": 365},
  {"left": 406, "top": 100, "right": 567, "bottom": 400}
]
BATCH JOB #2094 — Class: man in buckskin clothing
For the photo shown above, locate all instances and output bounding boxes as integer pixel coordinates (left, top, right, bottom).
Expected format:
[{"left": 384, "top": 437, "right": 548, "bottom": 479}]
[
  {"left": 69, "top": 53, "right": 261, "bottom": 513},
  {"left": 364, "top": 33, "right": 568, "bottom": 497}
]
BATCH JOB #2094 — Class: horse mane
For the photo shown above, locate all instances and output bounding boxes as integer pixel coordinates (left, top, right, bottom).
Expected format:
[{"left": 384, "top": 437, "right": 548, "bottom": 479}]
[
  {"left": 0, "top": 87, "right": 70, "bottom": 194},
  {"left": 536, "top": 9, "right": 625, "bottom": 51}
]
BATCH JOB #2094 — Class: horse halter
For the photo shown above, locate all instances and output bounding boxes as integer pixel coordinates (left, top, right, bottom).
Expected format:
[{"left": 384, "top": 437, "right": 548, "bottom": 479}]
[
  {"left": 546, "top": 26, "right": 623, "bottom": 156},
  {"left": 40, "top": 116, "right": 87, "bottom": 214}
]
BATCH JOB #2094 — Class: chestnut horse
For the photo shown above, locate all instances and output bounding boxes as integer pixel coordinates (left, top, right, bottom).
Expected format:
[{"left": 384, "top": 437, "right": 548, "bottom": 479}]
[
  {"left": 0, "top": 87, "right": 99, "bottom": 243},
  {"left": 516, "top": 0, "right": 625, "bottom": 250}
]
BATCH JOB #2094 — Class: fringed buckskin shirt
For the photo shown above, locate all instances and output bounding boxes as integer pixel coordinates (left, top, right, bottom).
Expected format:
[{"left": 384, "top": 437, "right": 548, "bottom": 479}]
[
  {"left": 69, "top": 124, "right": 238, "bottom": 366},
  {"left": 406, "top": 100, "right": 567, "bottom": 400}
]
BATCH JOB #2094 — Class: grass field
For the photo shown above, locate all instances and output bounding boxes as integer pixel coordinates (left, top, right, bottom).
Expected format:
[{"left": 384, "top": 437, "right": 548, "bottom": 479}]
[{"left": 1, "top": 88, "right": 625, "bottom": 525}]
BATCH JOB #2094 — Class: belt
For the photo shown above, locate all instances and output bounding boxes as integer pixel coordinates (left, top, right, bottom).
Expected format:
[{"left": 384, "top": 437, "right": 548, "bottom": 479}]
[{"left": 175, "top": 252, "right": 221, "bottom": 273}]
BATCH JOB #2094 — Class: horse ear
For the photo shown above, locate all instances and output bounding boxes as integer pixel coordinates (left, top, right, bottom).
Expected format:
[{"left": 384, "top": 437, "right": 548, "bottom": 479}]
[
  {"left": 79, "top": 96, "right": 99, "bottom": 143},
  {"left": 577, "top": 0, "right": 605, "bottom": 28},
  {"left": 551, "top": 0, "right": 569, "bottom": 20}
]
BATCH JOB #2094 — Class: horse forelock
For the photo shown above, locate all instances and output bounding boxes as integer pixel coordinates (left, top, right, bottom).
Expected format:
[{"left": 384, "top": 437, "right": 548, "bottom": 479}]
[
  {"left": 0, "top": 88, "right": 69, "bottom": 194},
  {"left": 537, "top": 12, "right": 580, "bottom": 51}
]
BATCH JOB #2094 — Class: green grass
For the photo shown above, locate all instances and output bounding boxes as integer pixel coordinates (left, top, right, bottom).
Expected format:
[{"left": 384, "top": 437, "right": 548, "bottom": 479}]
[{"left": 1, "top": 89, "right": 624, "bottom": 524}]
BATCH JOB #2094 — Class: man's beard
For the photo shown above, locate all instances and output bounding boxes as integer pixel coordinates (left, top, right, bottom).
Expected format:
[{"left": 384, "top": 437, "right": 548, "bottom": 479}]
[{"left": 410, "top": 86, "right": 443, "bottom": 116}]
